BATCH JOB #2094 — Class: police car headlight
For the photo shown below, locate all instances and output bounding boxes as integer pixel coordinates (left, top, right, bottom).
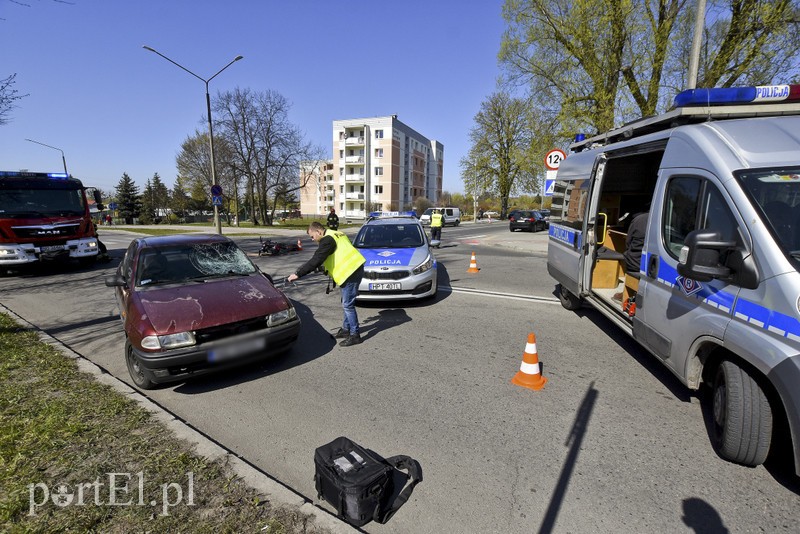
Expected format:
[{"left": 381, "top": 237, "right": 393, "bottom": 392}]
[
  {"left": 412, "top": 254, "right": 434, "bottom": 275},
  {"left": 142, "top": 332, "right": 196, "bottom": 350},
  {"left": 267, "top": 305, "right": 297, "bottom": 327}
]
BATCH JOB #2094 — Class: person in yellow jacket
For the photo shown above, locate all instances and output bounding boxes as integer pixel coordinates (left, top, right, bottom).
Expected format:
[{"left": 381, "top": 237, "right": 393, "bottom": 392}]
[
  {"left": 287, "top": 222, "right": 366, "bottom": 346},
  {"left": 430, "top": 209, "right": 443, "bottom": 247}
]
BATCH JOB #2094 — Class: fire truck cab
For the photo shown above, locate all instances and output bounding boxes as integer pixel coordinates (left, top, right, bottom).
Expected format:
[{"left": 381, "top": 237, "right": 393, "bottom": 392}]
[{"left": 0, "top": 171, "right": 103, "bottom": 271}]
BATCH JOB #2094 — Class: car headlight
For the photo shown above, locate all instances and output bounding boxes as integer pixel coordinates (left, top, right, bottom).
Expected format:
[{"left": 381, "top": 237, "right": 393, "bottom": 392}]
[
  {"left": 413, "top": 254, "right": 434, "bottom": 275},
  {"left": 267, "top": 305, "right": 297, "bottom": 327},
  {"left": 141, "top": 331, "right": 196, "bottom": 350}
]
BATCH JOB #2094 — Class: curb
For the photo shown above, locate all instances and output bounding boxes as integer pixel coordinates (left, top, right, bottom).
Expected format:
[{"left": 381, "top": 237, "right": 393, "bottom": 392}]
[{"left": 0, "top": 303, "right": 358, "bottom": 534}]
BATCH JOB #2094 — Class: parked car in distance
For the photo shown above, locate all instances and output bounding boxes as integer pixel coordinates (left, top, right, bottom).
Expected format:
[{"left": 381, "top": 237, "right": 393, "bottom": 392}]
[
  {"left": 105, "top": 233, "right": 300, "bottom": 389},
  {"left": 509, "top": 210, "right": 548, "bottom": 232},
  {"left": 354, "top": 212, "right": 438, "bottom": 300},
  {"left": 420, "top": 207, "right": 461, "bottom": 226},
  {"left": 482, "top": 210, "right": 500, "bottom": 219}
]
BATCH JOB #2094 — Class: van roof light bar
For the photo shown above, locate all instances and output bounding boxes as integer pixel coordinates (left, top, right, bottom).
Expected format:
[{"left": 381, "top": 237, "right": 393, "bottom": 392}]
[
  {"left": 673, "top": 85, "right": 800, "bottom": 107},
  {"left": 569, "top": 84, "right": 800, "bottom": 153}
]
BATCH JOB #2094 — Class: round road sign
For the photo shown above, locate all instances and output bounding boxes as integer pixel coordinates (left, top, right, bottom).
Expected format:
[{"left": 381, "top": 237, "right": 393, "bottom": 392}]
[
  {"left": 211, "top": 184, "right": 223, "bottom": 197},
  {"left": 544, "top": 149, "right": 567, "bottom": 171}
]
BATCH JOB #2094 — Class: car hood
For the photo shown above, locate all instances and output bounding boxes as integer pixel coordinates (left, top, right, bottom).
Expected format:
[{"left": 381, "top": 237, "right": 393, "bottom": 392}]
[
  {"left": 136, "top": 275, "right": 289, "bottom": 334},
  {"left": 360, "top": 247, "right": 428, "bottom": 269}
]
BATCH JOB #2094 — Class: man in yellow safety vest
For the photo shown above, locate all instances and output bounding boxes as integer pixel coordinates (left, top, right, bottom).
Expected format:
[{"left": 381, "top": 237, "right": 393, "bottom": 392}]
[
  {"left": 430, "top": 209, "right": 443, "bottom": 247},
  {"left": 287, "top": 221, "right": 366, "bottom": 346}
]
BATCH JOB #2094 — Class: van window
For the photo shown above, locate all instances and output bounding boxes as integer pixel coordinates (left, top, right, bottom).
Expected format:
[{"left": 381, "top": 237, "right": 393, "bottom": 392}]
[
  {"left": 737, "top": 167, "right": 800, "bottom": 258},
  {"left": 551, "top": 179, "right": 589, "bottom": 230},
  {"left": 664, "top": 176, "right": 740, "bottom": 259}
]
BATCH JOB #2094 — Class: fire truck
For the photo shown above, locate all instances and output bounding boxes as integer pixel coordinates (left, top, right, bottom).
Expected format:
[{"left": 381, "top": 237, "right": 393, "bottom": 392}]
[{"left": 0, "top": 171, "right": 103, "bottom": 272}]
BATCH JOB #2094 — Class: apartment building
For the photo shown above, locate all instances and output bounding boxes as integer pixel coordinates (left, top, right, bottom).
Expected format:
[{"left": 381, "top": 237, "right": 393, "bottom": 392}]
[{"left": 300, "top": 115, "right": 443, "bottom": 219}]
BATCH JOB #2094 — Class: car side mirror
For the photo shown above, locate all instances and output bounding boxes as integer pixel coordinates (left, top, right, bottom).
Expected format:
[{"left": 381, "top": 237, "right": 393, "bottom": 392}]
[
  {"left": 677, "top": 230, "right": 736, "bottom": 282},
  {"left": 93, "top": 189, "right": 105, "bottom": 211},
  {"left": 104, "top": 274, "right": 127, "bottom": 288}
]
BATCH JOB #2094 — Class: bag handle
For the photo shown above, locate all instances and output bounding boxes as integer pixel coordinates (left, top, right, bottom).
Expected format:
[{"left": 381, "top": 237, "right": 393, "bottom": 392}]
[{"left": 374, "top": 455, "right": 423, "bottom": 524}]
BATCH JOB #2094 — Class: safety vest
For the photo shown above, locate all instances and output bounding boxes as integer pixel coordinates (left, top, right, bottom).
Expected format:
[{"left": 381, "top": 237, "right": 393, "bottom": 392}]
[
  {"left": 322, "top": 229, "right": 366, "bottom": 285},
  {"left": 430, "top": 213, "right": 443, "bottom": 228}
]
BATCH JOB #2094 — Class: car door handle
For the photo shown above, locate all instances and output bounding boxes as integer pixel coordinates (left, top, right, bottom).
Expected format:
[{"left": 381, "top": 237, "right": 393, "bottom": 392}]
[{"left": 647, "top": 254, "right": 659, "bottom": 279}]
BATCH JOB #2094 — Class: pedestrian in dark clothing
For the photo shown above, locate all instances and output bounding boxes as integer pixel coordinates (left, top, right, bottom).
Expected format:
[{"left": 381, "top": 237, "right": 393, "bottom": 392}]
[
  {"left": 327, "top": 207, "right": 340, "bottom": 231},
  {"left": 287, "top": 222, "right": 365, "bottom": 346}
]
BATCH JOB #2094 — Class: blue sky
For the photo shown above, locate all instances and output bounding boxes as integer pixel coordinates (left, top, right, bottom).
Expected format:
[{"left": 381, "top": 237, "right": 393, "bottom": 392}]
[{"left": 0, "top": 0, "right": 506, "bottom": 195}]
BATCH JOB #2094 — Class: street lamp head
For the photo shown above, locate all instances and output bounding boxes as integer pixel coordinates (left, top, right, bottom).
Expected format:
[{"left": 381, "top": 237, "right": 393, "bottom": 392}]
[
  {"left": 234, "top": 55, "right": 244, "bottom": 62},
  {"left": 142, "top": 45, "right": 157, "bottom": 53}
]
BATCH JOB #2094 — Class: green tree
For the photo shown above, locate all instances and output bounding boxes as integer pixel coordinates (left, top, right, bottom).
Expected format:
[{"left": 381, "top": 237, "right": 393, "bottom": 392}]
[
  {"left": 499, "top": 0, "right": 800, "bottom": 136},
  {"left": 461, "top": 92, "right": 534, "bottom": 218},
  {"left": 169, "top": 176, "right": 191, "bottom": 220},
  {"left": 114, "top": 173, "right": 141, "bottom": 225}
]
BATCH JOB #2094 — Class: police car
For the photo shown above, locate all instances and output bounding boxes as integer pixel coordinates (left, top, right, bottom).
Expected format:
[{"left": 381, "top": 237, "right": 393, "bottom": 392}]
[{"left": 354, "top": 212, "right": 438, "bottom": 300}]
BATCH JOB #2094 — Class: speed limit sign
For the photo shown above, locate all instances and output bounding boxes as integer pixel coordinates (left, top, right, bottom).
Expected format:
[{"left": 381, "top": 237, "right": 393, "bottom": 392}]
[{"left": 544, "top": 149, "right": 566, "bottom": 171}]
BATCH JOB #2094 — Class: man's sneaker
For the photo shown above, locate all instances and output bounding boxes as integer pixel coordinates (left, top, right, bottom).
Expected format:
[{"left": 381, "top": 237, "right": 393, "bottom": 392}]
[
  {"left": 333, "top": 328, "right": 350, "bottom": 339},
  {"left": 339, "top": 334, "right": 362, "bottom": 347}
]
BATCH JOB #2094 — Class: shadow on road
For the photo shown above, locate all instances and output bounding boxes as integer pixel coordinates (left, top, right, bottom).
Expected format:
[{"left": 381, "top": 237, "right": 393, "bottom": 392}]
[
  {"left": 681, "top": 497, "right": 730, "bottom": 533},
  {"left": 539, "top": 381, "right": 598, "bottom": 534}
]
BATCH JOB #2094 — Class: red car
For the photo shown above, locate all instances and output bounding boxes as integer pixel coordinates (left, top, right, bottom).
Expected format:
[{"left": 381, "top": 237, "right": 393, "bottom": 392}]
[{"left": 105, "top": 233, "right": 300, "bottom": 389}]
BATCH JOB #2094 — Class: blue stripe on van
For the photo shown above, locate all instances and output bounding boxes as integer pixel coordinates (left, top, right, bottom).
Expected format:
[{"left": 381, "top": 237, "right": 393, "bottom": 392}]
[
  {"left": 649, "top": 253, "right": 800, "bottom": 340},
  {"left": 549, "top": 223, "right": 582, "bottom": 248}
]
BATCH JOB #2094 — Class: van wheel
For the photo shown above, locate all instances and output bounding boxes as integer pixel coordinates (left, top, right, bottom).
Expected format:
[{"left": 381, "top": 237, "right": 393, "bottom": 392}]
[
  {"left": 711, "top": 360, "right": 772, "bottom": 466},
  {"left": 126, "top": 340, "right": 157, "bottom": 390},
  {"left": 557, "top": 284, "right": 582, "bottom": 310}
]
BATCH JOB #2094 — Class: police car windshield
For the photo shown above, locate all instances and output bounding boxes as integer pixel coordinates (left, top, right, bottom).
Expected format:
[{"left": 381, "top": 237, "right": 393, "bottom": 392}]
[
  {"left": 737, "top": 167, "right": 800, "bottom": 258},
  {"left": 355, "top": 223, "right": 425, "bottom": 248}
]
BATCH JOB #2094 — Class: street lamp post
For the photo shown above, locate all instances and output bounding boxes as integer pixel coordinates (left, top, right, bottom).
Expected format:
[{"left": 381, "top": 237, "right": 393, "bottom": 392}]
[
  {"left": 25, "top": 138, "right": 68, "bottom": 175},
  {"left": 143, "top": 45, "right": 243, "bottom": 235}
]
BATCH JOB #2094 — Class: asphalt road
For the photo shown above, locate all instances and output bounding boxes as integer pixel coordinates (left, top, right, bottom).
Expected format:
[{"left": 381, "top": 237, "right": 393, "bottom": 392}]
[{"left": 2, "top": 222, "right": 799, "bottom": 533}]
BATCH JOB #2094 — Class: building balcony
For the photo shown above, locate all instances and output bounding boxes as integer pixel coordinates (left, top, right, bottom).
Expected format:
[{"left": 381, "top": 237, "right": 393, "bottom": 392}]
[
  {"left": 345, "top": 136, "right": 365, "bottom": 146},
  {"left": 345, "top": 155, "right": 364, "bottom": 164},
  {"left": 345, "top": 175, "right": 365, "bottom": 182},
  {"left": 345, "top": 192, "right": 365, "bottom": 200},
  {"left": 345, "top": 210, "right": 366, "bottom": 218}
]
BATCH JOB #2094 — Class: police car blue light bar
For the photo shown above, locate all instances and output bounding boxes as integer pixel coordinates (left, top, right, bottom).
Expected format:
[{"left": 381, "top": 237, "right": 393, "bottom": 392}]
[
  {"left": 368, "top": 211, "right": 417, "bottom": 218},
  {"left": 673, "top": 84, "right": 800, "bottom": 107}
]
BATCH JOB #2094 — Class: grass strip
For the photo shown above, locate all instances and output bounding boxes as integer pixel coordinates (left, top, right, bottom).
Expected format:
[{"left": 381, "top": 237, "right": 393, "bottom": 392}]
[{"left": 0, "top": 312, "right": 328, "bottom": 533}]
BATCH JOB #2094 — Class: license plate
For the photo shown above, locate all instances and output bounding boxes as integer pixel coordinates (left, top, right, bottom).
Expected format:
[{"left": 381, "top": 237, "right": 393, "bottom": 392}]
[
  {"left": 40, "top": 245, "right": 65, "bottom": 252},
  {"left": 369, "top": 282, "right": 401, "bottom": 291},
  {"left": 208, "top": 336, "right": 267, "bottom": 363}
]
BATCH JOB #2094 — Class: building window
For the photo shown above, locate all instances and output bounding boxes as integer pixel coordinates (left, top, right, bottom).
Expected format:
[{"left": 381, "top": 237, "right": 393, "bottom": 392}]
[
  {"left": 375, "top": 167, "right": 383, "bottom": 176},
  {"left": 339, "top": 150, "right": 344, "bottom": 159},
  {"left": 375, "top": 185, "right": 383, "bottom": 194},
  {"left": 375, "top": 129, "right": 384, "bottom": 139},
  {"left": 375, "top": 148, "right": 383, "bottom": 158},
  {"left": 339, "top": 167, "right": 344, "bottom": 176}
]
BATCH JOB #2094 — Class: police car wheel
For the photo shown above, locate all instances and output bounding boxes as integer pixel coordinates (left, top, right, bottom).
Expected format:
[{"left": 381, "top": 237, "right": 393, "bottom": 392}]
[
  {"left": 557, "top": 284, "right": 582, "bottom": 310},
  {"left": 711, "top": 360, "right": 772, "bottom": 467}
]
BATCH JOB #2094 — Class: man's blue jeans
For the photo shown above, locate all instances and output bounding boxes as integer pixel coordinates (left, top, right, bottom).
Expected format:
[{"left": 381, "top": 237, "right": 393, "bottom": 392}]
[{"left": 340, "top": 278, "right": 360, "bottom": 335}]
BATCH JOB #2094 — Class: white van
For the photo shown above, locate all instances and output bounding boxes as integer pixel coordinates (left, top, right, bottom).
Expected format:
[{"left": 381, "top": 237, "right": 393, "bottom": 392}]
[
  {"left": 547, "top": 84, "right": 800, "bottom": 475},
  {"left": 420, "top": 207, "right": 461, "bottom": 226}
]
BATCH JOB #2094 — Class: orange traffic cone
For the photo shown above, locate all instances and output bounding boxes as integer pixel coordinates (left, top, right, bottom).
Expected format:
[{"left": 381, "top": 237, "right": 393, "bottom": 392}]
[
  {"left": 297, "top": 239, "right": 303, "bottom": 251},
  {"left": 511, "top": 333, "right": 547, "bottom": 390},
  {"left": 467, "top": 251, "right": 480, "bottom": 273}
]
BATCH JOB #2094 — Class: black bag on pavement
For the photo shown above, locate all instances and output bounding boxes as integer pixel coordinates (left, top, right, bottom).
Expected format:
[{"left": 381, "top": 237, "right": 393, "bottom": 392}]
[{"left": 313, "top": 436, "right": 422, "bottom": 527}]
